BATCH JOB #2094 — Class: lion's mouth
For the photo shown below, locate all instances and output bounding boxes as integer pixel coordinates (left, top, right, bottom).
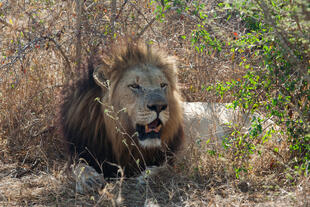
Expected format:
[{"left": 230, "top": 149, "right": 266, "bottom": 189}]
[{"left": 136, "top": 118, "right": 162, "bottom": 141}]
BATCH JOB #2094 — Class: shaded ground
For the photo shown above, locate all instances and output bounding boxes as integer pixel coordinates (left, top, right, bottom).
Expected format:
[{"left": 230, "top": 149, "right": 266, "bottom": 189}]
[{"left": 0, "top": 150, "right": 309, "bottom": 206}]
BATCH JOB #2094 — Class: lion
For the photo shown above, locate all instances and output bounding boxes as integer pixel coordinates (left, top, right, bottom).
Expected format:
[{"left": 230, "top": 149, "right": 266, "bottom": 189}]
[{"left": 61, "top": 41, "right": 184, "bottom": 183}]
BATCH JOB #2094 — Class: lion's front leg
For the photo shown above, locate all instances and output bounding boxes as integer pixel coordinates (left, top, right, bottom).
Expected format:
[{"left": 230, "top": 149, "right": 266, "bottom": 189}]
[{"left": 73, "top": 163, "right": 105, "bottom": 194}]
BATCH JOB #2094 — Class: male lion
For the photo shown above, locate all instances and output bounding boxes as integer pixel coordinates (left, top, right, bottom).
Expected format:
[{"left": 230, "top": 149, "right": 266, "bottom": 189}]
[{"left": 61, "top": 42, "right": 184, "bottom": 183}]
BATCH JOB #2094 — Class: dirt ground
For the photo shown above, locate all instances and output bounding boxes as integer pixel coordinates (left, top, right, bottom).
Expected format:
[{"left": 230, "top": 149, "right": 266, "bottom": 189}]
[{"left": 0, "top": 154, "right": 309, "bottom": 206}]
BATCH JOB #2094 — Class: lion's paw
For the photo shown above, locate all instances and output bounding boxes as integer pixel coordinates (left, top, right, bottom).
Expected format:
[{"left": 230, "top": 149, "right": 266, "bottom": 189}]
[
  {"left": 136, "top": 166, "right": 165, "bottom": 185},
  {"left": 73, "top": 163, "right": 105, "bottom": 194}
]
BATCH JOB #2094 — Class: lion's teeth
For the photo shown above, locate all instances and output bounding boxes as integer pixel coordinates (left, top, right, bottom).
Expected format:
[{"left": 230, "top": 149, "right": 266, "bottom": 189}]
[
  {"left": 145, "top": 125, "right": 150, "bottom": 133},
  {"left": 154, "top": 125, "right": 162, "bottom": 133},
  {"left": 145, "top": 124, "right": 162, "bottom": 133}
]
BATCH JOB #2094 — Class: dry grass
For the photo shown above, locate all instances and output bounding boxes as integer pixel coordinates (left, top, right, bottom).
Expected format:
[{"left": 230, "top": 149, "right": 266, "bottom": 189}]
[
  {"left": 1, "top": 145, "right": 308, "bottom": 206},
  {"left": 0, "top": 1, "right": 309, "bottom": 206}
]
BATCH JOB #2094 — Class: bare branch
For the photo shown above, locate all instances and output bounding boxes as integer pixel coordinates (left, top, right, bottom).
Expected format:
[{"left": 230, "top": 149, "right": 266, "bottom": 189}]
[
  {"left": 255, "top": 0, "right": 310, "bottom": 83},
  {"left": 115, "top": 0, "right": 128, "bottom": 20},
  {"left": 0, "top": 37, "right": 46, "bottom": 71},
  {"left": 129, "top": 2, "right": 157, "bottom": 39},
  {"left": 48, "top": 37, "right": 71, "bottom": 73},
  {"left": 110, "top": 0, "right": 117, "bottom": 35},
  {"left": 75, "top": 0, "right": 82, "bottom": 78},
  {"left": 135, "top": 17, "right": 157, "bottom": 40}
]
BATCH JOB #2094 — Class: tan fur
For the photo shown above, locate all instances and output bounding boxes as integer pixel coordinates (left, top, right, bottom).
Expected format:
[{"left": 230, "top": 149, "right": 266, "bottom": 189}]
[{"left": 62, "top": 41, "right": 184, "bottom": 176}]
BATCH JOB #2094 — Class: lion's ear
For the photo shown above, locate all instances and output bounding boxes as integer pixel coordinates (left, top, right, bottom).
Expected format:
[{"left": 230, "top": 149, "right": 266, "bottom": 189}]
[{"left": 93, "top": 65, "right": 108, "bottom": 88}]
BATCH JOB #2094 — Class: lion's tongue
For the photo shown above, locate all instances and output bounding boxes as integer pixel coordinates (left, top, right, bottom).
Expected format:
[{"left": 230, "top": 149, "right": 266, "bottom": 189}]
[
  {"left": 149, "top": 119, "right": 159, "bottom": 128},
  {"left": 145, "top": 119, "right": 161, "bottom": 133}
]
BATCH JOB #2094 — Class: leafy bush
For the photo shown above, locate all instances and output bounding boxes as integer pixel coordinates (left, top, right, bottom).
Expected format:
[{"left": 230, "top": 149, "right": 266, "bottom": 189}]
[
  {"left": 223, "top": 0, "right": 309, "bottom": 176},
  {"left": 152, "top": 0, "right": 309, "bottom": 176}
]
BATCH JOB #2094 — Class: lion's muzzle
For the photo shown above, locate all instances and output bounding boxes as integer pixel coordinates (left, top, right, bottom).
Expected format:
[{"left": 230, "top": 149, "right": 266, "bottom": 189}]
[{"left": 136, "top": 89, "right": 168, "bottom": 148}]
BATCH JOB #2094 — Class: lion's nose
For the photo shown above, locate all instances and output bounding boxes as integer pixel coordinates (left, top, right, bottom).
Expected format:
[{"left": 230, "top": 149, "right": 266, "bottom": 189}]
[{"left": 147, "top": 104, "right": 167, "bottom": 113}]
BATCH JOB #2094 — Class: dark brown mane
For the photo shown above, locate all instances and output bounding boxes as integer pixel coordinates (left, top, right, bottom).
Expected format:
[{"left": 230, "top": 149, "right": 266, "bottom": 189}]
[{"left": 61, "top": 41, "right": 184, "bottom": 177}]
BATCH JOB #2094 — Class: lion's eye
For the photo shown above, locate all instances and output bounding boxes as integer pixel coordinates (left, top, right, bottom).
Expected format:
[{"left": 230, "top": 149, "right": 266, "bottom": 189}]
[
  {"left": 160, "top": 83, "right": 168, "bottom": 88},
  {"left": 128, "top": 83, "right": 140, "bottom": 89}
]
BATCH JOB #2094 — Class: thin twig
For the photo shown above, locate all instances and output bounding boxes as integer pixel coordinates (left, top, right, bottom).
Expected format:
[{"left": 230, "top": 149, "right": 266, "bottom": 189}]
[
  {"left": 0, "top": 37, "right": 46, "bottom": 70},
  {"left": 255, "top": 0, "right": 310, "bottom": 83},
  {"left": 134, "top": 17, "right": 157, "bottom": 40},
  {"left": 48, "top": 38, "right": 71, "bottom": 73},
  {"left": 110, "top": 0, "right": 117, "bottom": 35},
  {"left": 75, "top": 0, "right": 82, "bottom": 77},
  {"left": 115, "top": 0, "right": 128, "bottom": 20},
  {"left": 130, "top": 2, "right": 157, "bottom": 37}
]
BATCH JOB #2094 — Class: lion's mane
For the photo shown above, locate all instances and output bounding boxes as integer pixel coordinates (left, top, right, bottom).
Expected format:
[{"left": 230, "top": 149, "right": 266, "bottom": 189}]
[{"left": 61, "top": 42, "right": 184, "bottom": 177}]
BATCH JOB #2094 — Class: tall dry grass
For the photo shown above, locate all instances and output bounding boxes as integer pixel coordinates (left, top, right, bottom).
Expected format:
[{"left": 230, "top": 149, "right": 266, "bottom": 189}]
[{"left": 0, "top": 1, "right": 308, "bottom": 206}]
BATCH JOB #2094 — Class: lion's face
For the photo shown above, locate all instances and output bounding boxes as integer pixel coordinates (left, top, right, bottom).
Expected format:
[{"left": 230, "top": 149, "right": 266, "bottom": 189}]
[
  {"left": 64, "top": 42, "right": 183, "bottom": 177},
  {"left": 111, "top": 65, "right": 170, "bottom": 148}
]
